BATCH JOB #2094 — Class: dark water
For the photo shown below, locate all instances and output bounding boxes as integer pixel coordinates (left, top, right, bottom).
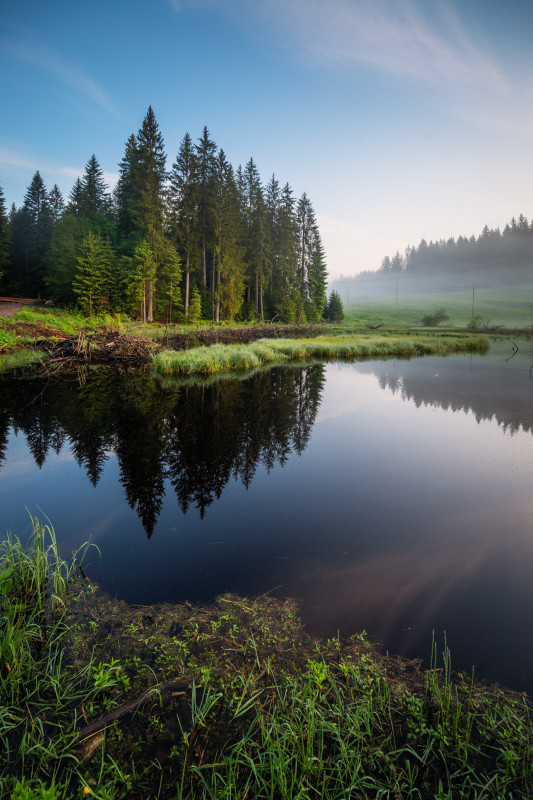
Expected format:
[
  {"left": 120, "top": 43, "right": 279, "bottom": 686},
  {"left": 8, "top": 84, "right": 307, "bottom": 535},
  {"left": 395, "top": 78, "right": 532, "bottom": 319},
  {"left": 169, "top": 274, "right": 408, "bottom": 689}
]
[{"left": 1, "top": 340, "right": 532, "bottom": 692}]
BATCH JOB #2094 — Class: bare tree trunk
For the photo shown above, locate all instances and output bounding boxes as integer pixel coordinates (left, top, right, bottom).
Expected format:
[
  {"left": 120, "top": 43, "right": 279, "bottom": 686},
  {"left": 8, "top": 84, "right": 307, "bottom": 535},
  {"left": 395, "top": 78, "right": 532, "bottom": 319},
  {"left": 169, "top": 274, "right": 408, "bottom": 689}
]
[
  {"left": 215, "top": 266, "right": 220, "bottom": 322},
  {"left": 185, "top": 254, "right": 190, "bottom": 317},
  {"left": 147, "top": 281, "right": 153, "bottom": 322},
  {"left": 211, "top": 257, "right": 215, "bottom": 321}
]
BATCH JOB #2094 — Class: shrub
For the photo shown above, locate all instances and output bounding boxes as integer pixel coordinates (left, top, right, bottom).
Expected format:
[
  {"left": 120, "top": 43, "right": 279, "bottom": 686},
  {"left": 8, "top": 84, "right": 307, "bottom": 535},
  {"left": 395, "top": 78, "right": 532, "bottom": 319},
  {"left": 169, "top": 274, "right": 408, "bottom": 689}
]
[
  {"left": 422, "top": 307, "right": 449, "bottom": 327},
  {"left": 467, "top": 314, "right": 493, "bottom": 330}
]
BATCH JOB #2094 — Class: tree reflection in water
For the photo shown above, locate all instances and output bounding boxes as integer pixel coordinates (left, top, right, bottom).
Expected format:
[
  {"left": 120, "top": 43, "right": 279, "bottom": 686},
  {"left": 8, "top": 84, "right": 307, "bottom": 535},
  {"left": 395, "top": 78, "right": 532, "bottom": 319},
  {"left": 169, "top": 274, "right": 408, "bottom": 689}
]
[{"left": 0, "top": 365, "right": 325, "bottom": 536}]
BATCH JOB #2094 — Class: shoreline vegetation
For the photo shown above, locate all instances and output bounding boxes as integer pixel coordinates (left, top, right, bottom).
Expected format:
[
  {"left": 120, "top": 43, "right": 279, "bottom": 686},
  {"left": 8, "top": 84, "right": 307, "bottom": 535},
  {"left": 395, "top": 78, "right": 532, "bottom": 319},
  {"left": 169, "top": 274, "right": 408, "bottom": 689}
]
[
  {"left": 152, "top": 333, "right": 489, "bottom": 375},
  {"left": 1, "top": 520, "right": 532, "bottom": 799},
  {"left": 0, "top": 306, "right": 494, "bottom": 377}
]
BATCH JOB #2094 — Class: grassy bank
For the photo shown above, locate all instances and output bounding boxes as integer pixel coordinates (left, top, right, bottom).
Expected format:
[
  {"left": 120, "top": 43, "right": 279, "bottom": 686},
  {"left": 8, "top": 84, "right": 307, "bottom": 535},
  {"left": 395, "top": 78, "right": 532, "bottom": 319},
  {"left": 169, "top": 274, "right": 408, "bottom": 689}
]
[
  {"left": 2, "top": 521, "right": 533, "bottom": 799},
  {"left": 152, "top": 333, "right": 489, "bottom": 375}
]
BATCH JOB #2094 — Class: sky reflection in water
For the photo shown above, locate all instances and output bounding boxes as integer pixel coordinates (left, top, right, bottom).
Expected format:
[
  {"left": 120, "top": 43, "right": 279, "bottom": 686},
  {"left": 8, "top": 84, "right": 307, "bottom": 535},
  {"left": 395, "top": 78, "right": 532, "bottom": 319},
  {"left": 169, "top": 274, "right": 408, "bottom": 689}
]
[{"left": 0, "top": 340, "right": 532, "bottom": 692}]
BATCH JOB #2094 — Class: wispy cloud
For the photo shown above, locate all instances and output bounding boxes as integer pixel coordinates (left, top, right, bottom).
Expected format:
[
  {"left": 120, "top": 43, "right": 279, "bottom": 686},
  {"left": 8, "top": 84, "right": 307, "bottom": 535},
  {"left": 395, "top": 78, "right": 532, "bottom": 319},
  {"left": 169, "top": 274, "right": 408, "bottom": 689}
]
[
  {"left": 1, "top": 31, "right": 119, "bottom": 116},
  {"left": 0, "top": 148, "right": 37, "bottom": 172},
  {"left": 260, "top": 0, "right": 506, "bottom": 90},
  {"left": 0, "top": 148, "right": 118, "bottom": 193}
]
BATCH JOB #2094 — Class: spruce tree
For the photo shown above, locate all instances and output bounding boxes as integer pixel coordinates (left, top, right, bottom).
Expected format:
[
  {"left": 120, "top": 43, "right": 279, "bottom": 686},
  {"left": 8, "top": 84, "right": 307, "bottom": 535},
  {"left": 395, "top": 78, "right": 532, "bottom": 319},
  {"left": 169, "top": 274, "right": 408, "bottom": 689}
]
[
  {"left": 16, "top": 171, "right": 53, "bottom": 297},
  {"left": 241, "top": 158, "right": 267, "bottom": 320},
  {"left": 194, "top": 126, "right": 217, "bottom": 288},
  {"left": 67, "top": 178, "right": 84, "bottom": 219},
  {"left": 131, "top": 107, "right": 167, "bottom": 321},
  {"left": 46, "top": 214, "right": 90, "bottom": 305},
  {"left": 306, "top": 228, "right": 327, "bottom": 321},
  {"left": 124, "top": 239, "right": 157, "bottom": 322},
  {"left": 212, "top": 150, "right": 245, "bottom": 321},
  {"left": 188, "top": 287, "right": 202, "bottom": 323},
  {"left": 48, "top": 184, "right": 65, "bottom": 225},
  {"left": 274, "top": 183, "right": 300, "bottom": 321},
  {"left": 157, "top": 242, "right": 182, "bottom": 322},
  {"left": 169, "top": 132, "right": 198, "bottom": 316},
  {"left": 0, "top": 184, "right": 10, "bottom": 285},
  {"left": 115, "top": 134, "right": 139, "bottom": 243},
  {"left": 325, "top": 289, "right": 344, "bottom": 322},
  {"left": 296, "top": 192, "right": 316, "bottom": 300},
  {"left": 73, "top": 230, "right": 114, "bottom": 315},
  {"left": 80, "top": 154, "right": 109, "bottom": 219}
]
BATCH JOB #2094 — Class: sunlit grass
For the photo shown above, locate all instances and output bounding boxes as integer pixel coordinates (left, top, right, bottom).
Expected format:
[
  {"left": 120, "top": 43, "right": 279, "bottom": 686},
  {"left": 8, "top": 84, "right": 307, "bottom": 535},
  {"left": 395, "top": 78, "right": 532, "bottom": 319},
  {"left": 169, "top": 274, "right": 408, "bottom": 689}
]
[
  {"left": 153, "top": 333, "right": 490, "bottom": 375},
  {"left": 13, "top": 307, "right": 126, "bottom": 333}
]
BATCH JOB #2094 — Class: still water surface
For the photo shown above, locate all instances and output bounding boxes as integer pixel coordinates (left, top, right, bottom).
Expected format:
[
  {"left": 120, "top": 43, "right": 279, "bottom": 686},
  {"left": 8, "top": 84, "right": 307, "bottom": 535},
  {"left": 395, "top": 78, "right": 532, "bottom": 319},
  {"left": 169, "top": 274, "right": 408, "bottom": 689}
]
[{"left": 1, "top": 340, "right": 532, "bottom": 691}]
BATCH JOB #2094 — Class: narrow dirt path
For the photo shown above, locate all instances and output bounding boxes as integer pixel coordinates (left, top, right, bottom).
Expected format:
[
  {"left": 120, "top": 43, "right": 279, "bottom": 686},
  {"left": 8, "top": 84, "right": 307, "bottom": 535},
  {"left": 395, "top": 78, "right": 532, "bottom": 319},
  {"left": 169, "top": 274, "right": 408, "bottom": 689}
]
[{"left": 0, "top": 302, "right": 24, "bottom": 317}]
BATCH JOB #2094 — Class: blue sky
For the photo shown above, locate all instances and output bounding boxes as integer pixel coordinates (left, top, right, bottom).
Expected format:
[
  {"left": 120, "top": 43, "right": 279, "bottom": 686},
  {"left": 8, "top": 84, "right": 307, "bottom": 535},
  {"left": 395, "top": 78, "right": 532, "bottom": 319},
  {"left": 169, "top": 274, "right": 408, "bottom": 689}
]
[{"left": 1, "top": 0, "right": 532, "bottom": 278}]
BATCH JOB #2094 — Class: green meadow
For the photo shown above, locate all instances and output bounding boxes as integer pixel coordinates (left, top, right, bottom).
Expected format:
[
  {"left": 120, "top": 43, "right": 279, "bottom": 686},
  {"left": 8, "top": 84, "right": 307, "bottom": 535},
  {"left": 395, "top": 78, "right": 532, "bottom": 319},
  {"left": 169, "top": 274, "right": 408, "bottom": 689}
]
[{"left": 341, "top": 284, "right": 533, "bottom": 329}]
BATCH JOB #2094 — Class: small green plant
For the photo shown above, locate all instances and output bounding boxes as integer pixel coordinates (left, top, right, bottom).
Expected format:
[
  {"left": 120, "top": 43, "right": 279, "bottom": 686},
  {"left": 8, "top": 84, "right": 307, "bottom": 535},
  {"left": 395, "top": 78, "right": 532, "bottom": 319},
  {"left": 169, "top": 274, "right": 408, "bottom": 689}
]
[{"left": 91, "top": 658, "right": 128, "bottom": 693}]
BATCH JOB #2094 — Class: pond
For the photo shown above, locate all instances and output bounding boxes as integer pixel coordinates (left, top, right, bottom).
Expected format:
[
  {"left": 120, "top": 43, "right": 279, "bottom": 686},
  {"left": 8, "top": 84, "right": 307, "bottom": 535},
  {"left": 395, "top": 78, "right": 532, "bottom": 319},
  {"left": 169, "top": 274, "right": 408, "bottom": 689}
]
[{"left": 1, "top": 339, "right": 532, "bottom": 693}]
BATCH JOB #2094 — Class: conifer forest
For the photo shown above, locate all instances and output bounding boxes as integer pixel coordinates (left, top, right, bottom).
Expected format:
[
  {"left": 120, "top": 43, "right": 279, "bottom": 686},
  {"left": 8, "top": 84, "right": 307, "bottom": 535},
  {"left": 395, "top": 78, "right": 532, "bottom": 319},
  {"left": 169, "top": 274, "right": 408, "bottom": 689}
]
[{"left": 0, "top": 107, "right": 327, "bottom": 324}]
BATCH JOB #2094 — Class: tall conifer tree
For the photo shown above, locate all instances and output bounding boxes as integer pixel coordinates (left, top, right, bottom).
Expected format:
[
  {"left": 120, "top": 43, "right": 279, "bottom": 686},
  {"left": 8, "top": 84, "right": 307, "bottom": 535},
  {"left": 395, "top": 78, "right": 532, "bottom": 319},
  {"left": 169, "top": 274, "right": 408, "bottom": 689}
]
[
  {"left": 115, "top": 134, "right": 139, "bottom": 243},
  {"left": 195, "top": 126, "right": 217, "bottom": 288},
  {"left": 0, "top": 185, "right": 10, "bottom": 284},
  {"left": 80, "top": 154, "right": 109, "bottom": 219},
  {"left": 131, "top": 106, "right": 167, "bottom": 321},
  {"left": 212, "top": 150, "right": 245, "bottom": 321},
  {"left": 169, "top": 132, "right": 198, "bottom": 316},
  {"left": 48, "top": 185, "right": 65, "bottom": 225}
]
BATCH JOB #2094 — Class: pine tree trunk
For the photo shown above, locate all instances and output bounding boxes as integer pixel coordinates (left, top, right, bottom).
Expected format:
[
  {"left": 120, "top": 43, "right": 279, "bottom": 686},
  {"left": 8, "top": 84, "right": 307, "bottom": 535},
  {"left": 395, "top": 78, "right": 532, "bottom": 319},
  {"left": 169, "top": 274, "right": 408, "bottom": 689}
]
[
  {"left": 215, "top": 265, "right": 220, "bottom": 323},
  {"left": 211, "top": 257, "right": 215, "bottom": 321},
  {"left": 185, "top": 254, "right": 190, "bottom": 316},
  {"left": 147, "top": 281, "right": 153, "bottom": 322}
]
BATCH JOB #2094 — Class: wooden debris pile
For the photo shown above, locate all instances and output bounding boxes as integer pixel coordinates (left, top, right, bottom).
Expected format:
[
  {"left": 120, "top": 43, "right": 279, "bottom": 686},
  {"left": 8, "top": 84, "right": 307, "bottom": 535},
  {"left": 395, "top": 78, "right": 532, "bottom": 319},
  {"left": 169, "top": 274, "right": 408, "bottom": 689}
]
[
  {"left": 168, "top": 323, "right": 327, "bottom": 350},
  {"left": 46, "top": 331, "right": 153, "bottom": 370}
]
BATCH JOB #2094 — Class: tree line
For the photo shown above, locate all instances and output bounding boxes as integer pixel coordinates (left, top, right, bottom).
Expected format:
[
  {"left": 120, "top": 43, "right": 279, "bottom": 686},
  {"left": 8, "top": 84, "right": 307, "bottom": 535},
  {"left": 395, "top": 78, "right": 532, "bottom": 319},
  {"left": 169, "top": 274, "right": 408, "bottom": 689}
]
[
  {"left": 0, "top": 107, "right": 327, "bottom": 323},
  {"left": 343, "top": 214, "right": 532, "bottom": 288}
]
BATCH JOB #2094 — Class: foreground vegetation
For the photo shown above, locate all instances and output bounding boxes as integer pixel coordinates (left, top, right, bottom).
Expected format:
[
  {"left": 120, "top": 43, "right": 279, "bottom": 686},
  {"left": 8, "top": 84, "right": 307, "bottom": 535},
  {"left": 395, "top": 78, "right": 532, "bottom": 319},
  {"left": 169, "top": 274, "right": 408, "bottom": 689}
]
[{"left": 1, "top": 520, "right": 533, "bottom": 799}]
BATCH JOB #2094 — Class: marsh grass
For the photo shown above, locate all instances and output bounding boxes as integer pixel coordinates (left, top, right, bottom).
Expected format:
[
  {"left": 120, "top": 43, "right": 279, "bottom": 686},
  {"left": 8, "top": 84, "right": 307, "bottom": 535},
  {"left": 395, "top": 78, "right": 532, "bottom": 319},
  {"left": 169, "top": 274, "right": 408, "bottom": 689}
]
[
  {"left": 0, "top": 349, "right": 46, "bottom": 372},
  {"left": 153, "top": 333, "right": 489, "bottom": 375},
  {"left": 2, "top": 527, "right": 533, "bottom": 799},
  {"left": 0, "top": 519, "right": 102, "bottom": 798}
]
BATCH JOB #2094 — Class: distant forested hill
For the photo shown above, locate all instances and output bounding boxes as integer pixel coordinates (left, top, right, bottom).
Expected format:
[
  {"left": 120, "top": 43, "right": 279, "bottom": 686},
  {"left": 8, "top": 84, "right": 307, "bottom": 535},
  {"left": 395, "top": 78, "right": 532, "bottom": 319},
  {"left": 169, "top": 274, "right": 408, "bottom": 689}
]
[{"left": 338, "top": 215, "right": 533, "bottom": 292}]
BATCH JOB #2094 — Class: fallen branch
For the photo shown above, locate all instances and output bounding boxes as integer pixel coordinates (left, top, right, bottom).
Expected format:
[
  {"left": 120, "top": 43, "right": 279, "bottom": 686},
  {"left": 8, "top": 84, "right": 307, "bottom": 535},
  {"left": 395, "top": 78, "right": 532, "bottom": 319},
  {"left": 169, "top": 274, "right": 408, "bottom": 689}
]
[{"left": 76, "top": 677, "right": 192, "bottom": 745}]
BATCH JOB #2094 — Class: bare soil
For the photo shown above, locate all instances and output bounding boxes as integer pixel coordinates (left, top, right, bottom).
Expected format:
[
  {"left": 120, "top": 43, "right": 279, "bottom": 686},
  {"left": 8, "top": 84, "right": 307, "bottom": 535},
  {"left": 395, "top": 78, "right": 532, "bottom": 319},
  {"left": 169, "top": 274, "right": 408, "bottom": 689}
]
[{"left": 0, "top": 302, "right": 25, "bottom": 317}]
